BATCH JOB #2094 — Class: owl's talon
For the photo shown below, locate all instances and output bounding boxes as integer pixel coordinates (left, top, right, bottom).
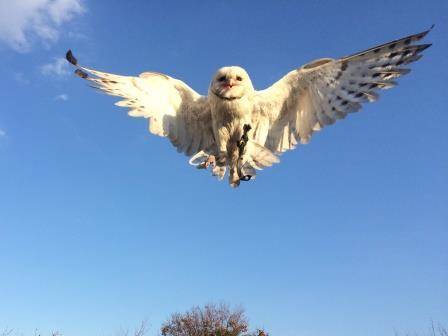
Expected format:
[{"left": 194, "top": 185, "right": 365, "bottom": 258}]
[
  {"left": 197, "top": 155, "right": 216, "bottom": 169},
  {"left": 206, "top": 155, "right": 216, "bottom": 168}
]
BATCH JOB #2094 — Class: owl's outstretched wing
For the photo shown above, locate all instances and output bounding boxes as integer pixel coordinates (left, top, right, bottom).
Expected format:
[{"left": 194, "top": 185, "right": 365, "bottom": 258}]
[
  {"left": 252, "top": 26, "right": 433, "bottom": 154},
  {"left": 66, "top": 51, "right": 216, "bottom": 157}
]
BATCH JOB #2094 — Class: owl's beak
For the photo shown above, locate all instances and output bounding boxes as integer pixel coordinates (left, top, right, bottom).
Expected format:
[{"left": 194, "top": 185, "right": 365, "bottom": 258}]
[{"left": 224, "top": 79, "right": 235, "bottom": 88}]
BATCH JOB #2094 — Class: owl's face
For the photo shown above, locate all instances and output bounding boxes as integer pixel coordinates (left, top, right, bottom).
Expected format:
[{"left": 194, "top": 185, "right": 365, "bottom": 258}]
[{"left": 209, "top": 66, "right": 254, "bottom": 100}]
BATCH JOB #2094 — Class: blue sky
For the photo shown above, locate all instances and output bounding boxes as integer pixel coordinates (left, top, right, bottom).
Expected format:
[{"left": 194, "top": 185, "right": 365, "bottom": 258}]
[{"left": 0, "top": 1, "right": 447, "bottom": 336}]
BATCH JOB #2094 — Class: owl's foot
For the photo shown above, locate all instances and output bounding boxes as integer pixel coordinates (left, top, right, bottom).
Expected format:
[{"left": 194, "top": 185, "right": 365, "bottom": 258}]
[
  {"left": 230, "top": 180, "right": 241, "bottom": 188},
  {"left": 229, "top": 169, "right": 241, "bottom": 188},
  {"left": 238, "top": 163, "right": 256, "bottom": 182},
  {"left": 205, "top": 155, "right": 216, "bottom": 168},
  {"left": 197, "top": 155, "right": 216, "bottom": 169}
]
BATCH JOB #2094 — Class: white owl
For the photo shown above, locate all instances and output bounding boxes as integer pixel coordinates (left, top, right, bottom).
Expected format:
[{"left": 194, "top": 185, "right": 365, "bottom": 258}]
[{"left": 67, "top": 27, "right": 432, "bottom": 187}]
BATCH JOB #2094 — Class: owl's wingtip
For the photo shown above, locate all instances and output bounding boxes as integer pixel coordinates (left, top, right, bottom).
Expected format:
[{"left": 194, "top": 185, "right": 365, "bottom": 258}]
[
  {"left": 66, "top": 49, "right": 77, "bottom": 66},
  {"left": 65, "top": 50, "right": 89, "bottom": 79}
]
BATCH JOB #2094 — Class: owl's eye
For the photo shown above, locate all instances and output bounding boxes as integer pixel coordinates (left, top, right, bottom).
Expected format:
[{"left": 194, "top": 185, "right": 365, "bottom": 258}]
[
  {"left": 218, "top": 76, "right": 226, "bottom": 82},
  {"left": 236, "top": 76, "right": 243, "bottom": 81}
]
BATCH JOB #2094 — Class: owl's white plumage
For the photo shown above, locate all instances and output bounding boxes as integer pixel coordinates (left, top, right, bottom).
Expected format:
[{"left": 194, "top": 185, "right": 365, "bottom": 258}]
[{"left": 67, "top": 27, "right": 432, "bottom": 187}]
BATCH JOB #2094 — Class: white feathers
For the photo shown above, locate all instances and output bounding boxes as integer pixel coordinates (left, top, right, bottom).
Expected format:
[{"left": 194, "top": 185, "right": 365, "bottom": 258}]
[
  {"left": 68, "top": 27, "right": 432, "bottom": 187},
  {"left": 72, "top": 63, "right": 217, "bottom": 157},
  {"left": 252, "top": 26, "right": 432, "bottom": 155}
]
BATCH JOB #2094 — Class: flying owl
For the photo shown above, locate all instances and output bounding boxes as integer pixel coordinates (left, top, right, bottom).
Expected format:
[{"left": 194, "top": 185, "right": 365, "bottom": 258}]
[{"left": 66, "top": 27, "right": 432, "bottom": 187}]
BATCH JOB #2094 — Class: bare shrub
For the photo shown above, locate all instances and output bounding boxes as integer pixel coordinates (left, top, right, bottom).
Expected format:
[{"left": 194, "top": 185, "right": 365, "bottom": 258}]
[{"left": 160, "top": 303, "right": 267, "bottom": 336}]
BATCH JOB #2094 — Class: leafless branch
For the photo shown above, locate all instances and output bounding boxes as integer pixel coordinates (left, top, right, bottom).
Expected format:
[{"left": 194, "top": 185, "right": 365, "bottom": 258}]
[
  {"left": 0, "top": 328, "right": 13, "bottom": 336},
  {"left": 134, "top": 320, "right": 148, "bottom": 336},
  {"left": 160, "top": 303, "right": 266, "bottom": 336}
]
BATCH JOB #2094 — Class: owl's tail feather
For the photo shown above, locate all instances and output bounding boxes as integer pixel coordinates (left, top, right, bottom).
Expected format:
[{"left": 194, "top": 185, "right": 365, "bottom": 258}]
[
  {"left": 237, "top": 141, "right": 279, "bottom": 183},
  {"left": 243, "top": 141, "right": 279, "bottom": 171}
]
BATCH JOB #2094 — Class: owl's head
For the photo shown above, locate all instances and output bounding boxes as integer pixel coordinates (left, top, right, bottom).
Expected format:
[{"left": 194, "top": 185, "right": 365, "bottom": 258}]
[{"left": 209, "top": 66, "right": 254, "bottom": 100}]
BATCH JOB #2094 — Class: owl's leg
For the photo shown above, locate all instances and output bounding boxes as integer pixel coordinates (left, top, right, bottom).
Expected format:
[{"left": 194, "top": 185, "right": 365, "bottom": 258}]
[
  {"left": 227, "top": 139, "right": 241, "bottom": 188},
  {"left": 237, "top": 124, "right": 253, "bottom": 181},
  {"left": 237, "top": 124, "right": 252, "bottom": 157},
  {"left": 229, "top": 167, "right": 241, "bottom": 188},
  {"left": 216, "top": 125, "right": 231, "bottom": 163}
]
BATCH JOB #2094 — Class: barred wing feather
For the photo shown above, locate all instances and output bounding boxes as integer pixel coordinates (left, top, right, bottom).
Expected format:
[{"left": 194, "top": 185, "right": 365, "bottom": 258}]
[
  {"left": 66, "top": 51, "right": 216, "bottom": 157},
  {"left": 253, "top": 26, "right": 433, "bottom": 154}
]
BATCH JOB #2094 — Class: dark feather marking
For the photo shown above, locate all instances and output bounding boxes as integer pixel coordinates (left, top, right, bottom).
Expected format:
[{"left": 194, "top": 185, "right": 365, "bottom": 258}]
[
  {"left": 335, "top": 71, "right": 343, "bottom": 80},
  {"left": 75, "top": 69, "right": 88, "bottom": 78},
  {"left": 416, "top": 43, "right": 432, "bottom": 52},
  {"left": 66, "top": 50, "right": 77, "bottom": 65},
  {"left": 343, "top": 26, "right": 433, "bottom": 61},
  {"left": 335, "top": 109, "right": 346, "bottom": 118}
]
